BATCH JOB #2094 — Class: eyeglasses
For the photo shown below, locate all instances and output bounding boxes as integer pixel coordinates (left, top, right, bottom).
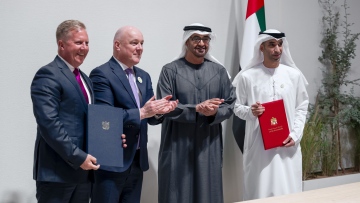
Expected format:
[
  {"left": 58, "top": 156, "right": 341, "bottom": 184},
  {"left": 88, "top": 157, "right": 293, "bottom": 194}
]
[{"left": 190, "top": 36, "right": 211, "bottom": 44}]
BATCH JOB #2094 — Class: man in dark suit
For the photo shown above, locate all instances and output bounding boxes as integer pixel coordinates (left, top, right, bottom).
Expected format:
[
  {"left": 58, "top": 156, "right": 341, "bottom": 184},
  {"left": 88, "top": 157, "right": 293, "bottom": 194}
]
[
  {"left": 90, "top": 26, "right": 177, "bottom": 203},
  {"left": 31, "top": 20, "right": 102, "bottom": 203}
]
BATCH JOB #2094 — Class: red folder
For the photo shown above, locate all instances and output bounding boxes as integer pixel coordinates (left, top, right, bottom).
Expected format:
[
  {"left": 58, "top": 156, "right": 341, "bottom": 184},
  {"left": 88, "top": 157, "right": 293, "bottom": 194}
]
[{"left": 258, "top": 99, "right": 290, "bottom": 150}]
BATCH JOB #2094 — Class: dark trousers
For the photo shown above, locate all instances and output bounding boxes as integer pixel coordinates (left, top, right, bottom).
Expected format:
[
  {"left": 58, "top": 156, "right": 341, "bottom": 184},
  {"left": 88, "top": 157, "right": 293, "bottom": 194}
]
[
  {"left": 91, "top": 151, "right": 143, "bottom": 203},
  {"left": 36, "top": 181, "right": 90, "bottom": 203}
]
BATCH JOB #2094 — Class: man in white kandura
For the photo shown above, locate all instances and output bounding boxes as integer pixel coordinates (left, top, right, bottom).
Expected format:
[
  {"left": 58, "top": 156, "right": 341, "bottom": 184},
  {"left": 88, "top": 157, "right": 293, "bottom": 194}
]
[{"left": 232, "top": 29, "right": 309, "bottom": 200}]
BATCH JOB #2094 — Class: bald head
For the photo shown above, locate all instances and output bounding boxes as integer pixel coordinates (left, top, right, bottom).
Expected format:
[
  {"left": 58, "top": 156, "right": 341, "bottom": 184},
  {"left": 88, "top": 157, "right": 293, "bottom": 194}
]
[
  {"left": 113, "top": 26, "right": 144, "bottom": 67},
  {"left": 113, "top": 26, "right": 141, "bottom": 42}
]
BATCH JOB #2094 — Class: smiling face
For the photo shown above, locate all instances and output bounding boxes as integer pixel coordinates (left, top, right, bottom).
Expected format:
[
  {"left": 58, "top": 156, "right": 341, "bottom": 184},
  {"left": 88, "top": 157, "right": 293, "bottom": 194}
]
[
  {"left": 184, "top": 33, "right": 210, "bottom": 64},
  {"left": 58, "top": 28, "right": 89, "bottom": 68},
  {"left": 114, "top": 27, "right": 144, "bottom": 67},
  {"left": 260, "top": 39, "right": 283, "bottom": 64}
]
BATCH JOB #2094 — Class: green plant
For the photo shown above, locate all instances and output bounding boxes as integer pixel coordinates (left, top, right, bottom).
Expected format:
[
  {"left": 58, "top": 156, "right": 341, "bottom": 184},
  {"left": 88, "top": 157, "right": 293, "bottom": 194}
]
[
  {"left": 320, "top": 128, "right": 338, "bottom": 176},
  {"left": 302, "top": 101, "right": 324, "bottom": 180},
  {"left": 301, "top": 95, "right": 338, "bottom": 180},
  {"left": 317, "top": 0, "right": 360, "bottom": 174},
  {"left": 351, "top": 99, "right": 360, "bottom": 171}
]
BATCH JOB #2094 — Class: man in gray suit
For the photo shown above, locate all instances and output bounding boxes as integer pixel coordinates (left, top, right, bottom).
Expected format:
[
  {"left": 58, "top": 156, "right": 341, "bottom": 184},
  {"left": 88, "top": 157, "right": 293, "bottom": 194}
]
[{"left": 31, "top": 20, "right": 104, "bottom": 203}]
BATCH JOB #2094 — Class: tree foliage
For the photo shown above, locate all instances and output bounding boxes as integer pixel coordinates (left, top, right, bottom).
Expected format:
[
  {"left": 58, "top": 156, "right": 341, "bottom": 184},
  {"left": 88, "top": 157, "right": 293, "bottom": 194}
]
[{"left": 317, "top": 0, "right": 360, "bottom": 173}]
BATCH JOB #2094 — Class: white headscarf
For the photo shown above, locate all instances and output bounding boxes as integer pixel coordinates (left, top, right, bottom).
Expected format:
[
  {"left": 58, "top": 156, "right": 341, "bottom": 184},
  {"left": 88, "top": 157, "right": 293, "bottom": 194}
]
[
  {"left": 176, "top": 23, "right": 223, "bottom": 66},
  {"left": 177, "top": 23, "right": 232, "bottom": 78},
  {"left": 233, "top": 29, "right": 308, "bottom": 86}
]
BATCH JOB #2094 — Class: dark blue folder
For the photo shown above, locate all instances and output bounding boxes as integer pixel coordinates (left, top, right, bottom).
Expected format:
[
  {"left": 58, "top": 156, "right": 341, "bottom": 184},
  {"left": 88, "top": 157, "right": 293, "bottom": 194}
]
[{"left": 87, "top": 104, "right": 123, "bottom": 168}]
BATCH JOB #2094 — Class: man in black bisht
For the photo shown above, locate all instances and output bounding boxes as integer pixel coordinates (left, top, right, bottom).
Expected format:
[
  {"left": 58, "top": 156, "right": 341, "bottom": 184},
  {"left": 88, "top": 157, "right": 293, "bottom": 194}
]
[{"left": 156, "top": 23, "right": 236, "bottom": 203}]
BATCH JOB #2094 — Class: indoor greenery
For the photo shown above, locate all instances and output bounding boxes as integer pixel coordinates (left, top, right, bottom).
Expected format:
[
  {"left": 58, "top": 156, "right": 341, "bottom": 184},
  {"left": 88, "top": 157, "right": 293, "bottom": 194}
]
[
  {"left": 302, "top": 0, "right": 360, "bottom": 179},
  {"left": 301, "top": 99, "right": 324, "bottom": 180}
]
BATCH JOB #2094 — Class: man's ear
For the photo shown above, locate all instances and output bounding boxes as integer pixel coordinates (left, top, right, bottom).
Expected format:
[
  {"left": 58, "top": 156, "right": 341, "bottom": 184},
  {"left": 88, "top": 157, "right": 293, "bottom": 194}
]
[
  {"left": 260, "top": 44, "right": 264, "bottom": 52},
  {"left": 114, "top": 41, "right": 121, "bottom": 50},
  {"left": 184, "top": 40, "right": 190, "bottom": 50},
  {"left": 58, "top": 40, "right": 64, "bottom": 50},
  {"left": 185, "top": 39, "right": 190, "bottom": 46}
]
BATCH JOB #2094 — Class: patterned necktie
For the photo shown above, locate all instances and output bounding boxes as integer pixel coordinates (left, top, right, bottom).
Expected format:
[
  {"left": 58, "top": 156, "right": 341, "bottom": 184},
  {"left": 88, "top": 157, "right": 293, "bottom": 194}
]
[
  {"left": 125, "top": 68, "right": 141, "bottom": 149},
  {"left": 73, "top": 68, "right": 89, "bottom": 103},
  {"left": 125, "top": 68, "right": 140, "bottom": 108}
]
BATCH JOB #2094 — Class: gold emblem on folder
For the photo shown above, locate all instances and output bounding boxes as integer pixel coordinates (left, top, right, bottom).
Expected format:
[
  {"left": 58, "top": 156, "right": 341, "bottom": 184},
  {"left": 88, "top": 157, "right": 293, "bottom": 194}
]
[
  {"left": 270, "top": 117, "right": 278, "bottom": 125},
  {"left": 102, "top": 121, "right": 110, "bottom": 130}
]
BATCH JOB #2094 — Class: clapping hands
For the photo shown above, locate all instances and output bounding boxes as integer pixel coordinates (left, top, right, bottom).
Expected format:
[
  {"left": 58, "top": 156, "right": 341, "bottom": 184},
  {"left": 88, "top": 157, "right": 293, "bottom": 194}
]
[
  {"left": 196, "top": 98, "right": 224, "bottom": 116},
  {"left": 140, "top": 95, "right": 178, "bottom": 119}
]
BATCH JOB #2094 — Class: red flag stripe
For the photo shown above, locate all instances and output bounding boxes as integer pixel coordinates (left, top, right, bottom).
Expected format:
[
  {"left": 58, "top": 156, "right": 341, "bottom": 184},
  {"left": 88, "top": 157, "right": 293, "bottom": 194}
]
[{"left": 245, "top": 0, "right": 265, "bottom": 19}]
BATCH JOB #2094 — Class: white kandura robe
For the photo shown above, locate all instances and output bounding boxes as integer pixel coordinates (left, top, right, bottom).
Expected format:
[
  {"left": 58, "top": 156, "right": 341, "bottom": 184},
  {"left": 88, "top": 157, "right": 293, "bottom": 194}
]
[{"left": 233, "top": 63, "right": 309, "bottom": 200}]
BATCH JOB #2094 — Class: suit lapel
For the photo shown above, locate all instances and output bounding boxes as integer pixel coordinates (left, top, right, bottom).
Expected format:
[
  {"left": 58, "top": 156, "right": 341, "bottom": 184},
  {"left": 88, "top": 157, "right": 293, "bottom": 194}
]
[
  {"left": 109, "top": 57, "right": 139, "bottom": 107},
  {"left": 81, "top": 71, "right": 94, "bottom": 104},
  {"left": 55, "top": 56, "right": 88, "bottom": 112}
]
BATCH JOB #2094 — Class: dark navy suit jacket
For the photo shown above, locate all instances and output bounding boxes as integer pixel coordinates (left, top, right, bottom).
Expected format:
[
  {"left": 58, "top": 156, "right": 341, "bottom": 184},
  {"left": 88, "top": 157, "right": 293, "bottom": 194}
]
[
  {"left": 90, "top": 57, "right": 159, "bottom": 172},
  {"left": 31, "top": 56, "right": 93, "bottom": 183}
]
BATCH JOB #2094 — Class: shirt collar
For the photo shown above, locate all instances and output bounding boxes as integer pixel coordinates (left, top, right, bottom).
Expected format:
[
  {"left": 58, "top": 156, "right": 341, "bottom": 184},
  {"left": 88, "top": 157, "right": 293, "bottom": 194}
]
[
  {"left": 113, "top": 56, "right": 133, "bottom": 72},
  {"left": 58, "top": 55, "right": 77, "bottom": 72}
]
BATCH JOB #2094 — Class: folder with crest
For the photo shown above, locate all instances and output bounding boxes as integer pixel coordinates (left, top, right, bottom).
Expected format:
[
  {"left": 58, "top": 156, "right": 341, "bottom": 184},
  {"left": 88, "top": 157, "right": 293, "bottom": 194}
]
[
  {"left": 258, "top": 99, "right": 290, "bottom": 150},
  {"left": 87, "top": 104, "right": 123, "bottom": 168}
]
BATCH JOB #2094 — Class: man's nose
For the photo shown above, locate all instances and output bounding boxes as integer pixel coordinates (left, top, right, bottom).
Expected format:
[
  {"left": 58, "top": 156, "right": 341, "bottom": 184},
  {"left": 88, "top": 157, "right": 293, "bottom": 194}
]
[
  {"left": 80, "top": 42, "right": 88, "bottom": 49},
  {"left": 274, "top": 45, "right": 280, "bottom": 52},
  {"left": 198, "top": 39, "right": 205, "bottom": 45},
  {"left": 136, "top": 43, "right": 143, "bottom": 50}
]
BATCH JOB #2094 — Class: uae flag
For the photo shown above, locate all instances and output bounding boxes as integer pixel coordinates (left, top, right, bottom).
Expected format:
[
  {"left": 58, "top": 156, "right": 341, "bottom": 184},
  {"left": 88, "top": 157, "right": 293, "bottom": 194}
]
[{"left": 232, "top": 0, "right": 266, "bottom": 153}]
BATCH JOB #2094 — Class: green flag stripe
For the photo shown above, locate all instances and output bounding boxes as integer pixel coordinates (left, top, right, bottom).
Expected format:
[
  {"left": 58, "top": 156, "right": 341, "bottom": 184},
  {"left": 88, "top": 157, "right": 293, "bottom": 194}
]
[{"left": 256, "top": 6, "right": 266, "bottom": 31}]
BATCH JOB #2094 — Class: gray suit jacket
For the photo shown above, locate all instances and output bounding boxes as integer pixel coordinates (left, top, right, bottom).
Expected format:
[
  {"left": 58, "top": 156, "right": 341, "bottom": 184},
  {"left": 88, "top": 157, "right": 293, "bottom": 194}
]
[{"left": 31, "top": 56, "right": 93, "bottom": 183}]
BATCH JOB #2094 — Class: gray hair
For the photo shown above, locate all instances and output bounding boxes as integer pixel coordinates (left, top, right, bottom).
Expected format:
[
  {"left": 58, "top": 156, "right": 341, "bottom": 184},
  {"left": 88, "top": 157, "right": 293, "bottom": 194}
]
[{"left": 56, "top": 20, "right": 86, "bottom": 41}]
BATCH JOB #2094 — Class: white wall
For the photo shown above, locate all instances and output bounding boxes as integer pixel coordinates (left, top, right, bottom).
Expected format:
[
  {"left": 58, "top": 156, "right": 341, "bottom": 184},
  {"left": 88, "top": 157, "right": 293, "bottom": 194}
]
[{"left": 0, "top": 0, "right": 359, "bottom": 203}]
